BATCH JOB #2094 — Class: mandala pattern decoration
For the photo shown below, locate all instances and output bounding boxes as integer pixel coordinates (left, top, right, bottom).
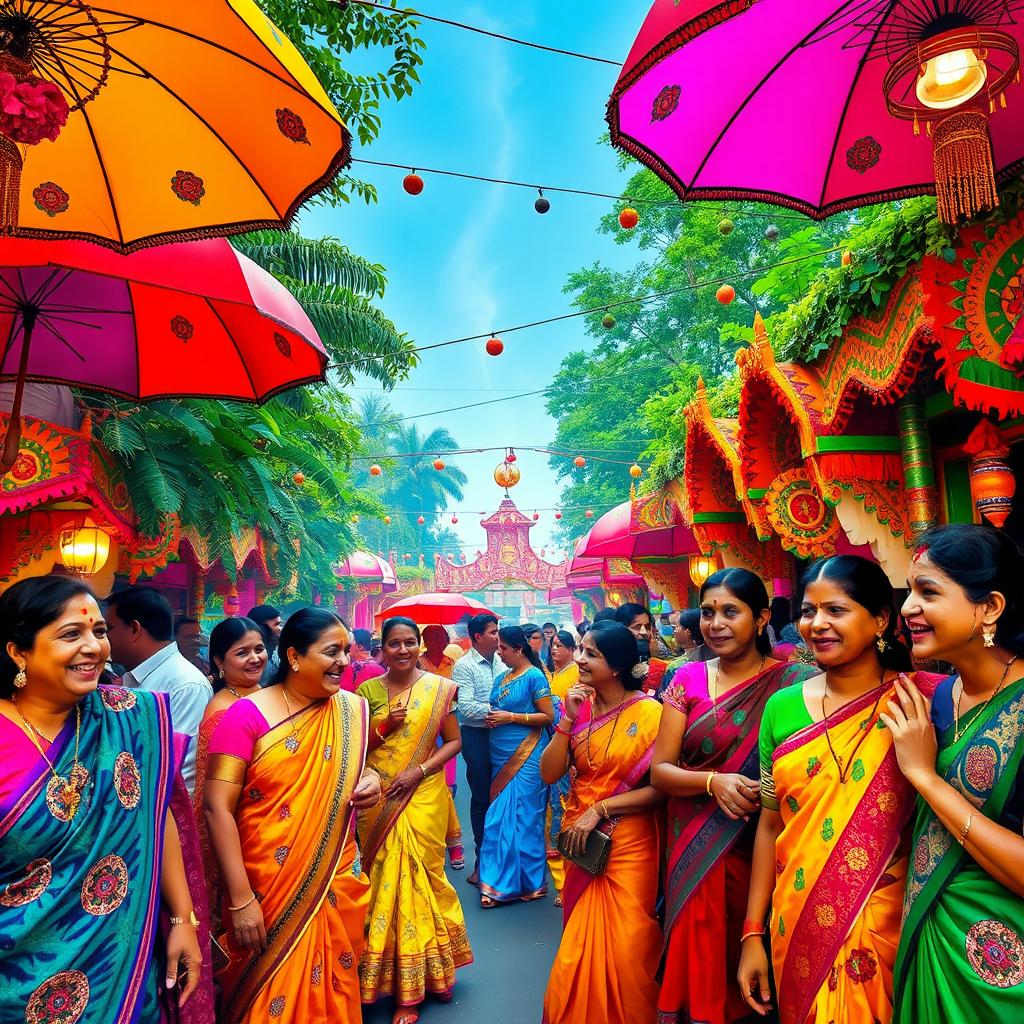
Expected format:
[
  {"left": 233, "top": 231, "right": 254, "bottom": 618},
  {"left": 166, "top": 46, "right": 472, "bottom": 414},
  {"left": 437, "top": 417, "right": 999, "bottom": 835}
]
[
  {"left": 651, "top": 84, "right": 681, "bottom": 121},
  {"left": 0, "top": 858, "right": 52, "bottom": 907},
  {"left": 846, "top": 136, "right": 881, "bottom": 173},
  {"left": 32, "top": 181, "right": 69, "bottom": 217},
  {"left": 274, "top": 332, "right": 292, "bottom": 358},
  {"left": 99, "top": 686, "right": 136, "bottom": 712},
  {"left": 24, "top": 969, "right": 90, "bottom": 1024},
  {"left": 170, "top": 315, "right": 194, "bottom": 342},
  {"left": 844, "top": 948, "right": 878, "bottom": 984},
  {"left": 170, "top": 170, "right": 205, "bottom": 206},
  {"left": 276, "top": 108, "right": 309, "bottom": 144},
  {"left": 80, "top": 854, "right": 129, "bottom": 915},
  {"left": 965, "top": 920, "right": 1024, "bottom": 988},
  {"left": 113, "top": 752, "right": 141, "bottom": 810},
  {"left": 763, "top": 467, "right": 840, "bottom": 559}
]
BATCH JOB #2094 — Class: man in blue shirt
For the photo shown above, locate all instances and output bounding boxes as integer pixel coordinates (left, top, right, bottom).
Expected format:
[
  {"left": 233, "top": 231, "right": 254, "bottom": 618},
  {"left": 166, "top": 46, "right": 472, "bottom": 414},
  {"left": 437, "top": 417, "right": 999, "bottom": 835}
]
[{"left": 451, "top": 612, "right": 500, "bottom": 886}]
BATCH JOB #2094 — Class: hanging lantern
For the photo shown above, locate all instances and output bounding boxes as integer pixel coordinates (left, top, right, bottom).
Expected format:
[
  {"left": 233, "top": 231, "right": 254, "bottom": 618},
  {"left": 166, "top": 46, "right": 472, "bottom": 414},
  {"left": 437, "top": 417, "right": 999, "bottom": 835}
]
[
  {"left": 292, "top": 471, "right": 305, "bottom": 486},
  {"left": 506, "top": 451, "right": 517, "bottom": 462},
  {"left": 534, "top": 189, "right": 550, "bottom": 214},
  {"left": 718, "top": 217, "right": 734, "bottom": 236},
  {"left": 369, "top": 464, "right": 383, "bottom": 476},
  {"left": 417, "top": 515, "right": 425, "bottom": 525},
  {"left": 716, "top": 284, "right": 736, "bottom": 305},
  {"left": 384, "top": 515, "right": 391, "bottom": 524},
  {"left": 602, "top": 313, "right": 616, "bottom": 329},
  {"left": 532, "top": 512, "right": 540, "bottom": 521},
  {"left": 618, "top": 206, "right": 639, "bottom": 229},
  {"left": 629, "top": 463, "right": 643, "bottom": 478},
  {"left": 555, "top": 511, "right": 562, "bottom": 520},
  {"left": 486, "top": 336, "right": 504, "bottom": 356},
  {"left": 494, "top": 461, "right": 521, "bottom": 489},
  {"left": 841, "top": 251, "right": 853, "bottom": 267},
  {"left": 584, "top": 509, "right": 594, "bottom": 518},
  {"left": 764, "top": 224, "right": 780, "bottom": 241},
  {"left": 574, "top": 455, "right": 586, "bottom": 468},
  {"left": 882, "top": 28, "right": 1019, "bottom": 223},
  {"left": 688, "top": 554, "right": 717, "bottom": 588},
  {"left": 58, "top": 523, "right": 111, "bottom": 575},
  {"left": 433, "top": 458, "right": 446, "bottom": 471},
  {"left": 403, "top": 171, "right": 424, "bottom": 195},
  {"left": 964, "top": 419, "right": 1016, "bottom": 528}
]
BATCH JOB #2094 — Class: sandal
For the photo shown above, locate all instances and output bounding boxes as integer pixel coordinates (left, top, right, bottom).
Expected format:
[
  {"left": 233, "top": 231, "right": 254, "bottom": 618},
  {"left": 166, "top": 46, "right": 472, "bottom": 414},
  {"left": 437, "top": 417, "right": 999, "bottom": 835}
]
[
  {"left": 392, "top": 1010, "right": 420, "bottom": 1024},
  {"left": 448, "top": 845, "right": 465, "bottom": 870},
  {"left": 480, "top": 894, "right": 498, "bottom": 909}
]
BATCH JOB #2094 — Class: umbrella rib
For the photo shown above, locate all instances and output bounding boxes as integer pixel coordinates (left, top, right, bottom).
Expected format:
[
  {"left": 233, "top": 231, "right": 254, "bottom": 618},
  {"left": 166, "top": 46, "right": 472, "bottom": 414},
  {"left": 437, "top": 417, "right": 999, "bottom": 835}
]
[
  {"left": 683, "top": 0, "right": 868, "bottom": 199},
  {"left": 74, "top": 87, "right": 127, "bottom": 245},
  {"left": 816, "top": 1, "right": 899, "bottom": 211},
  {"left": 33, "top": 317, "right": 88, "bottom": 363},
  {"left": 205, "top": 297, "right": 261, "bottom": 401}
]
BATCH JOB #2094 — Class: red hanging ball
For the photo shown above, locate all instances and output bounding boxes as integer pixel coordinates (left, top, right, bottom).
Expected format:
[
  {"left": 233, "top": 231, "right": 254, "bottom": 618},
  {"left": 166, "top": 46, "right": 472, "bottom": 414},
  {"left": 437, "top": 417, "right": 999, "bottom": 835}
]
[
  {"left": 532, "top": 512, "right": 539, "bottom": 521},
  {"left": 506, "top": 452, "right": 517, "bottom": 462},
  {"left": 292, "top": 471, "right": 305, "bottom": 486},
  {"left": 555, "top": 511, "right": 562, "bottom": 520},
  {"left": 451, "top": 516, "right": 458, "bottom": 524},
  {"left": 417, "top": 515, "right": 425, "bottom": 525},
  {"left": 585, "top": 509, "right": 594, "bottom": 518},
  {"left": 716, "top": 284, "right": 736, "bottom": 305},
  {"left": 486, "top": 337, "right": 504, "bottom": 356},
  {"left": 403, "top": 172, "right": 424, "bottom": 195},
  {"left": 369, "top": 464, "right": 382, "bottom": 477},
  {"left": 618, "top": 207, "right": 639, "bottom": 230},
  {"left": 574, "top": 455, "right": 586, "bottom": 468},
  {"left": 433, "top": 458, "right": 446, "bottom": 471}
]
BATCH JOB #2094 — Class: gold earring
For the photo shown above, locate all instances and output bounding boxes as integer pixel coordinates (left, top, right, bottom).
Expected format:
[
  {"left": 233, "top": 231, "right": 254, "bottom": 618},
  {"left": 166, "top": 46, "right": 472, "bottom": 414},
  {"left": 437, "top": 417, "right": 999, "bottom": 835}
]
[
  {"left": 876, "top": 634, "right": 888, "bottom": 654},
  {"left": 757, "top": 624, "right": 765, "bottom": 636},
  {"left": 290, "top": 662, "right": 299, "bottom": 672},
  {"left": 13, "top": 667, "right": 26, "bottom": 688},
  {"left": 983, "top": 627, "right": 996, "bottom": 649}
]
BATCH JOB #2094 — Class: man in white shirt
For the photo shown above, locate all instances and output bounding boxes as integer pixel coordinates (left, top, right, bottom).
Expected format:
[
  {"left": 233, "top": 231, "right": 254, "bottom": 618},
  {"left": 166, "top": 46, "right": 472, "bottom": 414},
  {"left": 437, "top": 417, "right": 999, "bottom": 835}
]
[
  {"left": 451, "top": 612, "right": 501, "bottom": 886},
  {"left": 106, "top": 587, "right": 213, "bottom": 794}
]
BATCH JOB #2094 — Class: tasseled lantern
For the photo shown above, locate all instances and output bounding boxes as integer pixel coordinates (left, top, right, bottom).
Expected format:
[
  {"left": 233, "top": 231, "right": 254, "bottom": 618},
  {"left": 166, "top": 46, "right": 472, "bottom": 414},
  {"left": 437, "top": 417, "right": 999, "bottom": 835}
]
[
  {"left": 931, "top": 110, "right": 999, "bottom": 224},
  {"left": 964, "top": 418, "right": 1016, "bottom": 528}
]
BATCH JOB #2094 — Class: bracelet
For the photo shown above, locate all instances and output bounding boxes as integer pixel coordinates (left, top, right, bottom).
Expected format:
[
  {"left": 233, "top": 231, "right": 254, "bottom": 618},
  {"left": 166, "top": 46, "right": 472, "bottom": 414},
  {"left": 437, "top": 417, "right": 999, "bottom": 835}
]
[
  {"left": 374, "top": 723, "right": 388, "bottom": 741},
  {"left": 958, "top": 811, "right": 977, "bottom": 846},
  {"left": 598, "top": 800, "right": 611, "bottom": 818},
  {"left": 228, "top": 893, "right": 257, "bottom": 913},
  {"left": 705, "top": 770, "right": 717, "bottom": 796},
  {"left": 555, "top": 723, "right": 572, "bottom": 737},
  {"left": 742, "top": 918, "right": 765, "bottom": 935},
  {"left": 740, "top": 929, "right": 765, "bottom": 943},
  {"left": 420, "top": 764, "right": 428, "bottom": 778},
  {"left": 170, "top": 910, "right": 199, "bottom": 927}
]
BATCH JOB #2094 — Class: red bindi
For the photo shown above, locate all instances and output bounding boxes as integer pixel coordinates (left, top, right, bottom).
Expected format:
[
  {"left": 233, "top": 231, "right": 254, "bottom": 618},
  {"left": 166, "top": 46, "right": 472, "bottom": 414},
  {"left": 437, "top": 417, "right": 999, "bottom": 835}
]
[{"left": 81, "top": 608, "right": 88, "bottom": 615}]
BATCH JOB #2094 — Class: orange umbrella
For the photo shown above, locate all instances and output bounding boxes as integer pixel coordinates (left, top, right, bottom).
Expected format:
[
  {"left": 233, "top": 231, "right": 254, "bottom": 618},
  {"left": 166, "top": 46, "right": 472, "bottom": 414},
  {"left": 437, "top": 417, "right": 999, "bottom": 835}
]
[{"left": 0, "top": 0, "right": 350, "bottom": 251}]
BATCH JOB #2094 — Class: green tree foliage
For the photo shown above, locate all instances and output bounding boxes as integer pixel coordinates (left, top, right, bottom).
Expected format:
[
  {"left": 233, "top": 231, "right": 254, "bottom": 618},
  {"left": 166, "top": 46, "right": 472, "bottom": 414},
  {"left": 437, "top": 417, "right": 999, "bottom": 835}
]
[{"left": 259, "top": 0, "right": 426, "bottom": 204}]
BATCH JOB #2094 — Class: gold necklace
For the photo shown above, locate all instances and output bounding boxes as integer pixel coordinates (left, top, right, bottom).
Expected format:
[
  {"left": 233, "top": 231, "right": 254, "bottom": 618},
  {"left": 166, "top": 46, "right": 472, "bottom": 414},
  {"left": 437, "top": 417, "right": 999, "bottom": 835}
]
[
  {"left": 710, "top": 653, "right": 766, "bottom": 721},
  {"left": 13, "top": 699, "right": 86, "bottom": 818},
  {"left": 821, "top": 672, "right": 886, "bottom": 785},
  {"left": 585, "top": 693, "right": 625, "bottom": 770},
  {"left": 496, "top": 665, "right": 528, "bottom": 703},
  {"left": 954, "top": 656, "right": 1018, "bottom": 743},
  {"left": 385, "top": 672, "right": 420, "bottom": 715},
  {"left": 281, "top": 685, "right": 311, "bottom": 753}
]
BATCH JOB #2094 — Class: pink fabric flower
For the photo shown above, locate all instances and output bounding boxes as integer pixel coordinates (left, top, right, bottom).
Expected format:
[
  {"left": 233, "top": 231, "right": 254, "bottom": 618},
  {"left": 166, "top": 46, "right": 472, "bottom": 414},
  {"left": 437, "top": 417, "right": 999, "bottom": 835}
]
[{"left": 0, "top": 72, "right": 69, "bottom": 145}]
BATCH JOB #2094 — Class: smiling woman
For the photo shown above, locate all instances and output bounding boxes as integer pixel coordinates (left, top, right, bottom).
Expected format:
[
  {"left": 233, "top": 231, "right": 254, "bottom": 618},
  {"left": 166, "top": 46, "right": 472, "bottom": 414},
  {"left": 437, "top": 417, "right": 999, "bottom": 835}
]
[{"left": 0, "top": 575, "right": 209, "bottom": 1022}]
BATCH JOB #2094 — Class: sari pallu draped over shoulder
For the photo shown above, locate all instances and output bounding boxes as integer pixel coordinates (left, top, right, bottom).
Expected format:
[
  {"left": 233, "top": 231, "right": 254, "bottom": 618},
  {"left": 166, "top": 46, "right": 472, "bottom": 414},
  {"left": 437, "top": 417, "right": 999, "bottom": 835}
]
[
  {"left": 894, "top": 679, "right": 1024, "bottom": 1024},
  {"left": 543, "top": 693, "right": 663, "bottom": 1024},
  {"left": 0, "top": 686, "right": 174, "bottom": 1024},
  {"left": 771, "top": 673, "right": 939, "bottom": 1024},
  {"left": 357, "top": 674, "right": 472, "bottom": 1006},
  {"left": 216, "top": 691, "right": 369, "bottom": 1024}
]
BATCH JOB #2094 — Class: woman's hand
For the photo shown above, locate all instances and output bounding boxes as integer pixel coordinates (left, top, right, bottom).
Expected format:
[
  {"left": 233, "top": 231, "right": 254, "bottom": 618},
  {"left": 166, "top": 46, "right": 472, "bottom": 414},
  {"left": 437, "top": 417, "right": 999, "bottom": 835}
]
[
  {"left": 351, "top": 769, "right": 382, "bottom": 809},
  {"left": 165, "top": 921, "right": 203, "bottom": 1005},
  {"left": 563, "top": 684, "right": 594, "bottom": 721},
  {"left": 737, "top": 937, "right": 773, "bottom": 1016},
  {"left": 711, "top": 773, "right": 761, "bottom": 820},
  {"left": 560, "top": 805, "right": 601, "bottom": 858},
  {"left": 484, "top": 709, "right": 514, "bottom": 728},
  {"left": 231, "top": 898, "right": 266, "bottom": 952},
  {"left": 380, "top": 705, "right": 407, "bottom": 736},
  {"left": 879, "top": 675, "right": 937, "bottom": 790},
  {"left": 386, "top": 766, "right": 424, "bottom": 799}
]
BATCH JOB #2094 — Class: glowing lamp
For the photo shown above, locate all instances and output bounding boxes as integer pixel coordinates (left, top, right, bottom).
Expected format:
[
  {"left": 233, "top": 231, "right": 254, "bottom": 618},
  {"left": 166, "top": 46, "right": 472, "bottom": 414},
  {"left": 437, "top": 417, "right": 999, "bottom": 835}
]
[
  {"left": 369, "top": 464, "right": 382, "bottom": 476},
  {"left": 494, "top": 462, "right": 521, "bottom": 488},
  {"left": 629, "top": 464, "right": 642, "bottom": 478},
  {"left": 688, "top": 554, "right": 717, "bottom": 588},
  {"left": 58, "top": 524, "right": 111, "bottom": 575},
  {"left": 917, "top": 46, "right": 987, "bottom": 110},
  {"left": 433, "top": 458, "right": 446, "bottom": 471}
]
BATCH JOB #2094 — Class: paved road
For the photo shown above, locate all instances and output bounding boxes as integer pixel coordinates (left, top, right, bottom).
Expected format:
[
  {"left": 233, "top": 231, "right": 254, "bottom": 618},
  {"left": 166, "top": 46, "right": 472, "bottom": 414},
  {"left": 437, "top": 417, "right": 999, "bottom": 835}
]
[{"left": 364, "top": 759, "right": 562, "bottom": 1023}]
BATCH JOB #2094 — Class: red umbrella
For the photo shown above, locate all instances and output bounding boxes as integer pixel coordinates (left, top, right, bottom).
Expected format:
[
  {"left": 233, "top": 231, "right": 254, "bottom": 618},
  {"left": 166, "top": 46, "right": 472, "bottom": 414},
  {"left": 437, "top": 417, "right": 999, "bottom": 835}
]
[
  {"left": 375, "top": 592, "right": 498, "bottom": 626},
  {"left": 0, "top": 235, "right": 327, "bottom": 468}
]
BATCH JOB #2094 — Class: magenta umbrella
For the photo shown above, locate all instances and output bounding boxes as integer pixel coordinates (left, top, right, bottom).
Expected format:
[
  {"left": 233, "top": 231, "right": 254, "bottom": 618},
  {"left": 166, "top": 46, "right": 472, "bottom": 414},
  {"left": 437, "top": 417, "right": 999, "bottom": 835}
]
[
  {"left": 581, "top": 500, "right": 700, "bottom": 560},
  {"left": 608, "top": 1, "right": 1024, "bottom": 221}
]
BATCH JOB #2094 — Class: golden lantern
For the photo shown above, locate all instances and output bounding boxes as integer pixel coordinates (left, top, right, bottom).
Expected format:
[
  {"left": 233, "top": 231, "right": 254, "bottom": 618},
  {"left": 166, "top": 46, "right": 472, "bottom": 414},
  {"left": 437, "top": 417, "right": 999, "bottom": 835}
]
[
  {"left": 494, "top": 461, "right": 521, "bottom": 489},
  {"left": 688, "top": 553, "right": 717, "bottom": 588},
  {"left": 58, "top": 524, "right": 111, "bottom": 575}
]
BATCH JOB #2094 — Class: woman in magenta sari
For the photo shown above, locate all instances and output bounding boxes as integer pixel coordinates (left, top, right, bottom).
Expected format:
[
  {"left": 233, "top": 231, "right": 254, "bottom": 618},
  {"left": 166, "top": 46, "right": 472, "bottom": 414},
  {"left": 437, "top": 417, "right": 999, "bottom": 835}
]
[
  {"left": 0, "top": 575, "right": 208, "bottom": 1023},
  {"left": 652, "top": 568, "right": 815, "bottom": 1024}
]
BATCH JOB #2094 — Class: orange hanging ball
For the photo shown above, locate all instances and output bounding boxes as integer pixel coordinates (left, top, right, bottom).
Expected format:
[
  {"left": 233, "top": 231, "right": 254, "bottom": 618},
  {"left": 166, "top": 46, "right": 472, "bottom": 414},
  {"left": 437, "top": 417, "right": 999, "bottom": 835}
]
[
  {"left": 585, "top": 509, "right": 594, "bottom": 518},
  {"left": 403, "top": 172, "right": 424, "bottom": 195},
  {"left": 618, "top": 207, "right": 639, "bottom": 229},
  {"left": 630, "top": 464, "right": 643, "bottom": 478},
  {"left": 841, "top": 251, "right": 853, "bottom": 267},
  {"left": 369, "top": 464, "right": 382, "bottom": 477},
  {"left": 716, "top": 284, "right": 736, "bottom": 305},
  {"left": 574, "top": 455, "right": 586, "bottom": 468},
  {"left": 292, "top": 472, "right": 305, "bottom": 486},
  {"left": 486, "top": 336, "right": 504, "bottom": 356},
  {"left": 433, "top": 458, "right": 446, "bottom": 471},
  {"left": 384, "top": 515, "right": 392, "bottom": 524}
]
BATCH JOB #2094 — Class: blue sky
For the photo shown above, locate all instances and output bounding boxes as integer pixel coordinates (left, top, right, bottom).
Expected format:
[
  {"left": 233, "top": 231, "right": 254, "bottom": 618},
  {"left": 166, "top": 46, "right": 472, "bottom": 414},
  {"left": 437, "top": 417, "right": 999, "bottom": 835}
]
[{"left": 300, "top": 3, "right": 645, "bottom": 562}]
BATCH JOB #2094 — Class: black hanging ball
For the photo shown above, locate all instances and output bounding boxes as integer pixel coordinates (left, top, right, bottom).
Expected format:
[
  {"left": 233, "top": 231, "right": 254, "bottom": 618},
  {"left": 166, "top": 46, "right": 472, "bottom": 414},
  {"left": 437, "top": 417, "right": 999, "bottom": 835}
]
[{"left": 535, "top": 194, "right": 551, "bottom": 214}]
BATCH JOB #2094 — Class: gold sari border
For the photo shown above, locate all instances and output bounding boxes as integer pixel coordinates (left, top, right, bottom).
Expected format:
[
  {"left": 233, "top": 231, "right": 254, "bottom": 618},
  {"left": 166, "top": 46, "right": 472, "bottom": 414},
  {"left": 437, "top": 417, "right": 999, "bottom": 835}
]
[
  {"left": 205, "top": 752, "right": 247, "bottom": 786},
  {"left": 359, "top": 928, "right": 474, "bottom": 1004},
  {"left": 489, "top": 729, "right": 542, "bottom": 802}
]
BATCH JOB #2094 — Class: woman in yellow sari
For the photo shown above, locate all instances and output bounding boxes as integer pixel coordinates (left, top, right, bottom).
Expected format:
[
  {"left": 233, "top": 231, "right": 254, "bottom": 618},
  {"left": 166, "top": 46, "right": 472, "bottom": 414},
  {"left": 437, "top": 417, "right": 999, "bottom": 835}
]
[
  {"left": 204, "top": 608, "right": 381, "bottom": 1024},
  {"left": 545, "top": 629, "right": 579, "bottom": 903},
  {"left": 357, "top": 616, "right": 471, "bottom": 1024},
  {"left": 738, "top": 557, "right": 940, "bottom": 1024},
  {"left": 541, "top": 621, "right": 664, "bottom": 1024}
]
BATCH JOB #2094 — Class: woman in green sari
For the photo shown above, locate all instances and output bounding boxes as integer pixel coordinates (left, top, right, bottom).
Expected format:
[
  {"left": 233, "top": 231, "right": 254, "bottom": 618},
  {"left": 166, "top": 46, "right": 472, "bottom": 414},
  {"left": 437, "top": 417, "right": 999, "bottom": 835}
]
[{"left": 883, "top": 524, "right": 1024, "bottom": 1023}]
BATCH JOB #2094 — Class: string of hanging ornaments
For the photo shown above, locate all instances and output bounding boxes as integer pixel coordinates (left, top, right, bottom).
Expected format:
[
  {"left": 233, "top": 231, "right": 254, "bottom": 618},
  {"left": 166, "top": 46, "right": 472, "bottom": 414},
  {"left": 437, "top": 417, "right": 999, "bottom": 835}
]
[{"left": 881, "top": 10, "right": 1020, "bottom": 223}]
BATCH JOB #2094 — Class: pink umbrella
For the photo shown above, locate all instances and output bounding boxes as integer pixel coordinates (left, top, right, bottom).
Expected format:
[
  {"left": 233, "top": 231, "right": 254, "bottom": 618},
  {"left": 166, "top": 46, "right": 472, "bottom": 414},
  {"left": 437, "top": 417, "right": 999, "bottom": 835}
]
[
  {"left": 608, "top": 1, "right": 1024, "bottom": 222},
  {"left": 581, "top": 500, "right": 700, "bottom": 560},
  {"left": 374, "top": 592, "right": 498, "bottom": 627}
]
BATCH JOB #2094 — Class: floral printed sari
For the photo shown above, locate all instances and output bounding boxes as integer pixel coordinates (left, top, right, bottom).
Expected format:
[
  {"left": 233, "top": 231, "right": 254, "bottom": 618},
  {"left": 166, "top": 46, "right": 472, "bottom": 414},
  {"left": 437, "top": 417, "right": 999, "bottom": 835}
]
[{"left": 894, "top": 677, "right": 1024, "bottom": 1024}]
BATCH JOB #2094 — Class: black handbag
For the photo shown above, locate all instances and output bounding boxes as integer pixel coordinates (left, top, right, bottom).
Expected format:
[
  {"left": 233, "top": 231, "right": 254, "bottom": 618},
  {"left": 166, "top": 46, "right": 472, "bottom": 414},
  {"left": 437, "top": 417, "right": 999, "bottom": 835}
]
[{"left": 556, "top": 826, "right": 612, "bottom": 876}]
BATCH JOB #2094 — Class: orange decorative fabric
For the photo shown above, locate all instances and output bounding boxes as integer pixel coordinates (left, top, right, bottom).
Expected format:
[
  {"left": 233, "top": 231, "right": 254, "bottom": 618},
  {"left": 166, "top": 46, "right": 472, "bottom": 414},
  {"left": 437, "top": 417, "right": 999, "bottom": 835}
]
[{"left": 216, "top": 691, "right": 369, "bottom": 1024}]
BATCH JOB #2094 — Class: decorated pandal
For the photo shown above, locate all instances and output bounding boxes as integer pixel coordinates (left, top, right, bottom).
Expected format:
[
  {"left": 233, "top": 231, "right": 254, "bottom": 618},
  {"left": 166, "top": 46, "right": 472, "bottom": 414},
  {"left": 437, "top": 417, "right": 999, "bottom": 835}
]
[
  {"left": 622, "top": 209, "right": 1024, "bottom": 602},
  {"left": 335, "top": 549, "right": 399, "bottom": 629}
]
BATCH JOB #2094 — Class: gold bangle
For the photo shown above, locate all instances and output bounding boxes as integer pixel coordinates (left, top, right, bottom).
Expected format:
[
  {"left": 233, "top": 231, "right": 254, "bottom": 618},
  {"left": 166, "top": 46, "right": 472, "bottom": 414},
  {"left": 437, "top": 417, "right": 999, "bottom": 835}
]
[
  {"left": 740, "top": 929, "right": 765, "bottom": 943},
  {"left": 420, "top": 763, "right": 429, "bottom": 778},
  {"left": 958, "top": 811, "right": 977, "bottom": 846},
  {"left": 705, "top": 770, "right": 716, "bottom": 796},
  {"left": 228, "top": 893, "right": 256, "bottom": 913}
]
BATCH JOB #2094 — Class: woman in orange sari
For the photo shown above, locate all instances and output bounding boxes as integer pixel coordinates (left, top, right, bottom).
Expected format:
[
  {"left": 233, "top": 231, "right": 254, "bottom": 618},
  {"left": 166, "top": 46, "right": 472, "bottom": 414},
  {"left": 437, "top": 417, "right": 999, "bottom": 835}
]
[
  {"left": 541, "top": 621, "right": 664, "bottom": 1024},
  {"left": 204, "top": 609, "right": 382, "bottom": 1024},
  {"left": 653, "top": 568, "right": 817, "bottom": 1024},
  {"left": 738, "top": 557, "right": 940, "bottom": 1024},
  {"left": 358, "top": 616, "right": 471, "bottom": 1024},
  {"left": 192, "top": 616, "right": 266, "bottom": 936}
]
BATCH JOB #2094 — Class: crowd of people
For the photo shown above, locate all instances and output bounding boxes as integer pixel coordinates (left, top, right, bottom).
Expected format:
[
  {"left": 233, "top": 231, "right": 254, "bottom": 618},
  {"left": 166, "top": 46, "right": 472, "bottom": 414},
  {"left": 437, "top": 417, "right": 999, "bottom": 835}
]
[{"left": 1, "top": 522, "right": 1023, "bottom": 1024}]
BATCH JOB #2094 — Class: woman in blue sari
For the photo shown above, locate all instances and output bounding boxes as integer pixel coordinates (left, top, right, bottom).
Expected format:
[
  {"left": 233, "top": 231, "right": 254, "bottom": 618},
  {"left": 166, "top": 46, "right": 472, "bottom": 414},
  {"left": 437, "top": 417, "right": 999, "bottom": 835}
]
[
  {"left": 478, "top": 625, "right": 555, "bottom": 908},
  {"left": 0, "top": 575, "right": 207, "bottom": 1023}
]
